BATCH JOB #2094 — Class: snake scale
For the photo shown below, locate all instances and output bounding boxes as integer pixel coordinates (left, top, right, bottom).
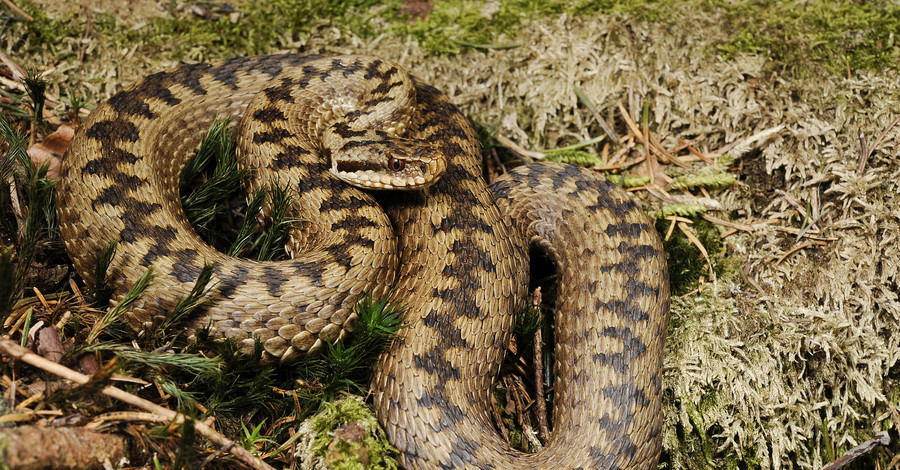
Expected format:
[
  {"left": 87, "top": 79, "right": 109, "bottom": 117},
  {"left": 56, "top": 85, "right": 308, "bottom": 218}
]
[{"left": 57, "top": 54, "right": 669, "bottom": 469}]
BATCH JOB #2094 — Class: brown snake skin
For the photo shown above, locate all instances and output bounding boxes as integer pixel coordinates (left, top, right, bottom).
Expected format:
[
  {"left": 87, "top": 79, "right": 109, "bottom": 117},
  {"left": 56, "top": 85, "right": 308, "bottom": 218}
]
[{"left": 57, "top": 54, "right": 669, "bottom": 469}]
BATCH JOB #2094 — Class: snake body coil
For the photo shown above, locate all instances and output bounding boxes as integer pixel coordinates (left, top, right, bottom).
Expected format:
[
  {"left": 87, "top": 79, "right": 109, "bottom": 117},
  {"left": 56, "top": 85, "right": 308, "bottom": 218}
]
[{"left": 58, "top": 54, "right": 669, "bottom": 468}]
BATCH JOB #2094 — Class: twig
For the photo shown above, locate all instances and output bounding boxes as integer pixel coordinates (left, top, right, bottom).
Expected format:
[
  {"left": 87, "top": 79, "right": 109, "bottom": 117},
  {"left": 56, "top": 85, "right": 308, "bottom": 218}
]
[
  {"left": 821, "top": 431, "right": 890, "bottom": 470},
  {"left": 79, "top": 0, "right": 93, "bottom": 63},
  {"left": 677, "top": 221, "right": 714, "bottom": 280},
  {"left": 641, "top": 103, "right": 654, "bottom": 184},
  {"left": 776, "top": 189, "right": 810, "bottom": 220},
  {"left": 530, "top": 289, "right": 549, "bottom": 439},
  {"left": 602, "top": 137, "right": 635, "bottom": 167},
  {"left": 774, "top": 240, "right": 828, "bottom": 266},
  {"left": 0, "top": 50, "right": 26, "bottom": 79},
  {"left": 573, "top": 85, "right": 619, "bottom": 146},
  {"left": 858, "top": 114, "right": 900, "bottom": 175},
  {"left": 593, "top": 155, "right": 645, "bottom": 171},
  {"left": 0, "top": 0, "right": 33, "bottom": 21},
  {"left": 701, "top": 213, "right": 754, "bottom": 232},
  {"left": 857, "top": 130, "right": 868, "bottom": 175},
  {"left": 616, "top": 102, "right": 683, "bottom": 170},
  {"left": 0, "top": 337, "right": 275, "bottom": 470},
  {"left": 677, "top": 137, "right": 714, "bottom": 164},
  {"left": 493, "top": 134, "right": 545, "bottom": 161},
  {"left": 795, "top": 210, "right": 826, "bottom": 243}
]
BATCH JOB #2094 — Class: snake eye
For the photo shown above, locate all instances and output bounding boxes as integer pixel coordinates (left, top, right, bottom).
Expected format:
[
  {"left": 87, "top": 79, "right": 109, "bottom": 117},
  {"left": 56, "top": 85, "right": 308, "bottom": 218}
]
[{"left": 388, "top": 157, "right": 405, "bottom": 172}]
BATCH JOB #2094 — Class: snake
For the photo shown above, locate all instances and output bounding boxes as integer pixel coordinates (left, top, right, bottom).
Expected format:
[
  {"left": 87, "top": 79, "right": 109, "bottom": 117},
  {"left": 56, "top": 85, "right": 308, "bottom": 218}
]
[{"left": 57, "top": 54, "right": 670, "bottom": 469}]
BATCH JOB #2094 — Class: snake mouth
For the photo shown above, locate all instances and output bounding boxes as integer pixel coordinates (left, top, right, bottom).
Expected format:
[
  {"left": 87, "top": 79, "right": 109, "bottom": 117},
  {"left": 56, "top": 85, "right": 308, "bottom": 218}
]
[
  {"left": 335, "top": 155, "right": 446, "bottom": 190},
  {"left": 332, "top": 145, "right": 448, "bottom": 190}
]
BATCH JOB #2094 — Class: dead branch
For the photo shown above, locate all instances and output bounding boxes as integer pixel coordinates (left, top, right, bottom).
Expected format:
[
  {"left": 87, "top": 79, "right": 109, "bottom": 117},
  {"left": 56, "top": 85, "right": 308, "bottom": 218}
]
[
  {"left": 0, "top": 425, "right": 129, "bottom": 470},
  {"left": 0, "top": 337, "right": 275, "bottom": 470}
]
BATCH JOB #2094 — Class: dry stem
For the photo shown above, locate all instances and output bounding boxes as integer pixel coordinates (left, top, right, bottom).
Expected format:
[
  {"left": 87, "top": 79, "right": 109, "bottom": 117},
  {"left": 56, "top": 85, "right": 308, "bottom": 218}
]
[{"left": 0, "top": 337, "right": 275, "bottom": 470}]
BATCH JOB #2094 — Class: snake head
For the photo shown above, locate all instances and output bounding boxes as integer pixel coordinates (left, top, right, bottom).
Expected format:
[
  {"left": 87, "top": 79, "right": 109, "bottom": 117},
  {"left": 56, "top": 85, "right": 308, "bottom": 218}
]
[{"left": 325, "top": 128, "right": 447, "bottom": 190}]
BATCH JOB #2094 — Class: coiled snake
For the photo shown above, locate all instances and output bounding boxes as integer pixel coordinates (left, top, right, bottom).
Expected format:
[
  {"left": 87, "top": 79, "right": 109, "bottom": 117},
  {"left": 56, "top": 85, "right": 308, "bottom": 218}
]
[{"left": 58, "top": 55, "right": 669, "bottom": 469}]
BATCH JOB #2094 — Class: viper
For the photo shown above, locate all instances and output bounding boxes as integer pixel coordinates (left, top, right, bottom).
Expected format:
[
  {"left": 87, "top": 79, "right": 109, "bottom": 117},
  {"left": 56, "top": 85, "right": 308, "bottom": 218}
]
[{"left": 57, "top": 54, "right": 669, "bottom": 469}]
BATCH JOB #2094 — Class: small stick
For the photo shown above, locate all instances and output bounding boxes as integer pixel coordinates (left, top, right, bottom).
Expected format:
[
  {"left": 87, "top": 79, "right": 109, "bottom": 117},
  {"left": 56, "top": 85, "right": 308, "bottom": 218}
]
[
  {"left": 493, "top": 134, "right": 545, "bottom": 161},
  {"left": 603, "top": 138, "right": 635, "bottom": 167},
  {"left": 775, "top": 240, "right": 828, "bottom": 266},
  {"left": 642, "top": 105, "right": 654, "bottom": 184},
  {"left": 678, "top": 222, "right": 714, "bottom": 280},
  {"left": 617, "top": 103, "right": 643, "bottom": 143},
  {"left": 821, "top": 431, "right": 890, "bottom": 470},
  {"left": 0, "top": 0, "right": 33, "bottom": 21},
  {"left": 0, "top": 337, "right": 275, "bottom": 470},
  {"left": 670, "top": 136, "right": 702, "bottom": 154},
  {"left": 530, "top": 288, "right": 549, "bottom": 439},
  {"left": 857, "top": 130, "right": 868, "bottom": 175},
  {"left": 490, "top": 387, "right": 510, "bottom": 442},
  {"left": 775, "top": 189, "right": 809, "bottom": 220},
  {"left": 0, "top": 50, "right": 25, "bottom": 79},
  {"left": 79, "top": 0, "right": 92, "bottom": 63},
  {"left": 858, "top": 114, "right": 900, "bottom": 175},
  {"left": 701, "top": 213, "right": 754, "bottom": 232},
  {"left": 593, "top": 155, "right": 646, "bottom": 171},
  {"left": 573, "top": 85, "right": 620, "bottom": 146}
]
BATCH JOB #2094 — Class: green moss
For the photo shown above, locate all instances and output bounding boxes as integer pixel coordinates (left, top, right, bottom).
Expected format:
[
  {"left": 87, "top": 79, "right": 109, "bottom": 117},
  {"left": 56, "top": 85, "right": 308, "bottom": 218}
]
[
  {"left": 295, "top": 396, "right": 399, "bottom": 470},
  {"left": 101, "top": 1, "right": 396, "bottom": 61},
  {"left": 13, "top": 1, "right": 84, "bottom": 56},
  {"left": 656, "top": 217, "right": 725, "bottom": 295},
  {"left": 714, "top": 0, "right": 900, "bottom": 76},
  {"left": 683, "top": 389, "right": 720, "bottom": 468},
  {"left": 399, "top": 0, "right": 663, "bottom": 54}
]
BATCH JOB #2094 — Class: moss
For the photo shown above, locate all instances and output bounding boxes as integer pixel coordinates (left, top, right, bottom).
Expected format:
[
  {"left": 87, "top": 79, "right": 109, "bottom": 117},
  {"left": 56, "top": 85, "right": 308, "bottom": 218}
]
[
  {"left": 542, "top": 149, "right": 604, "bottom": 167},
  {"left": 12, "top": 1, "right": 84, "bottom": 56},
  {"left": 656, "top": 217, "right": 725, "bottom": 295},
  {"left": 713, "top": 0, "right": 900, "bottom": 76},
  {"left": 399, "top": 0, "right": 663, "bottom": 54},
  {"left": 294, "top": 396, "right": 399, "bottom": 470},
  {"left": 92, "top": 1, "right": 396, "bottom": 61}
]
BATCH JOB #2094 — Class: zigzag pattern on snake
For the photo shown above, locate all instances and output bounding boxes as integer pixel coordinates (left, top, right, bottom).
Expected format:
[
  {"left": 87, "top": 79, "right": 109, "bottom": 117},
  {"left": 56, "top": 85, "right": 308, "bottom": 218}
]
[{"left": 57, "top": 54, "right": 669, "bottom": 469}]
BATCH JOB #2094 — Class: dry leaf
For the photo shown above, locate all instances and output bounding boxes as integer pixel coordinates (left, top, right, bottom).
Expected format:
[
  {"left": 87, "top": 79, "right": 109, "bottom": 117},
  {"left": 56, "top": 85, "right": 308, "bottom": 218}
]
[{"left": 26, "top": 125, "right": 73, "bottom": 179}]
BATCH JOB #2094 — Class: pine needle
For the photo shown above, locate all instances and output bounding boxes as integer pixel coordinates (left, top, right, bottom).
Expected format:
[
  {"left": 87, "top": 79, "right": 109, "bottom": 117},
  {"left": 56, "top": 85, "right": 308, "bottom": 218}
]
[
  {"left": 92, "top": 241, "right": 118, "bottom": 306},
  {"left": 148, "top": 262, "right": 217, "bottom": 343},
  {"left": 180, "top": 118, "right": 246, "bottom": 238},
  {"left": 256, "top": 183, "right": 299, "bottom": 261},
  {"left": 87, "top": 267, "right": 154, "bottom": 344}
]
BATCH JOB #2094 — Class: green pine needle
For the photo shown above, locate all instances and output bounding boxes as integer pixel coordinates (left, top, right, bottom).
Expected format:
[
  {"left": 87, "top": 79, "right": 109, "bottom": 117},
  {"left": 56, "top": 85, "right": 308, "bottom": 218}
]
[
  {"left": 22, "top": 69, "right": 47, "bottom": 127},
  {"left": 0, "top": 115, "right": 24, "bottom": 181},
  {"left": 515, "top": 303, "right": 542, "bottom": 338},
  {"left": 92, "top": 241, "right": 118, "bottom": 307},
  {"left": 19, "top": 307, "right": 33, "bottom": 347},
  {"left": 149, "top": 262, "right": 217, "bottom": 343},
  {"left": 354, "top": 294, "right": 406, "bottom": 340},
  {"left": 87, "top": 267, "right": 154, "bottom": 343},
  {"left": 305, "top": 293, "right": 405, "bottom": 400},
  {"left": 180, "top": 118, "right": 247, "bottom": 238},
  {"left": 78, "top": 342, "right": 221, "bottom": 376},
  {"left": 171, "top": 418, "right": 197, "bottom": 470},
  {"left": 227, "top": 187, "right": 267, "bottom": 257},
  {"left": 256, "top": 183, "right": 300, "bottom": 261},
  {"left": 159, "top": 380, "right": 201, "bottom": 415}
]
